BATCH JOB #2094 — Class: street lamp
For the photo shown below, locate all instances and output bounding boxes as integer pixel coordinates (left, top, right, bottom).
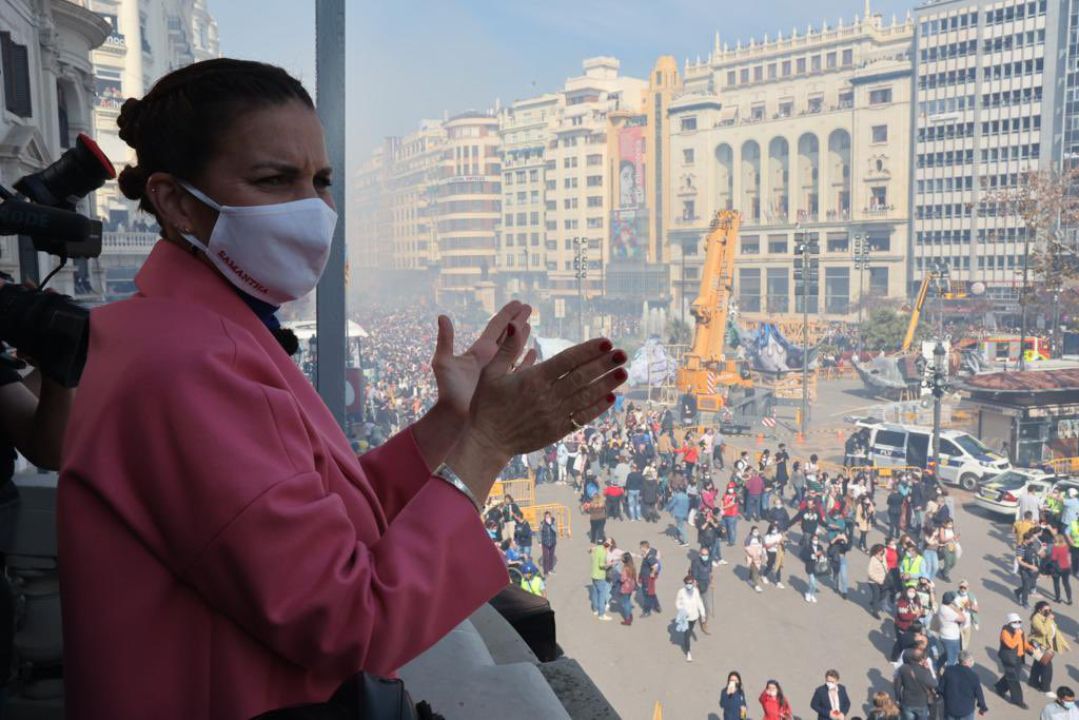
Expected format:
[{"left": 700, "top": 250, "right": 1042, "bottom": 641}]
[
  {"left": 852, "top": 232, "right": 870, "bottom": 327},
  {"left": 931, "top": 260, "right": 949, "bottom": 341},
  {"left": 794, "top": 228, "right": 819, "bottom": 436},
  {"left": 929, "top": 340, "right": 947, "bottom": 477},
  {"left": 572, "top": 236, "right": 588, "bottom": 342}
]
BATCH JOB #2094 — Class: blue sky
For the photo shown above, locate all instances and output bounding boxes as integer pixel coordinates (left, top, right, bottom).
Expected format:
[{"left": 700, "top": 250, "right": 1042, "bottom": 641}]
[{"left": 209, "top": 0, "right": 914, "bottom": 162}]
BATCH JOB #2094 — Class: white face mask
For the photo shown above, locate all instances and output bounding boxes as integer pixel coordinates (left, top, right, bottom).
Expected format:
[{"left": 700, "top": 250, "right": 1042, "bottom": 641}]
[{"left": 179, "top": 181, "right": 338, "bottom": 304}]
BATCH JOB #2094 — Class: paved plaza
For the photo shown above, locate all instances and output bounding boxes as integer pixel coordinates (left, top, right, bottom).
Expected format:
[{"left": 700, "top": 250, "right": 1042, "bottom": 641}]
[{"left": 536, "top": 381, "right": 1069, "bottom": 720}]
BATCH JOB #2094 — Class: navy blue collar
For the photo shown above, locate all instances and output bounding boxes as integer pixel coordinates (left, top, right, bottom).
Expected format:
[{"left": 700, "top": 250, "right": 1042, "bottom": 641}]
[{"left": 237, "top": 291, "right": 281, "bottom": 331}]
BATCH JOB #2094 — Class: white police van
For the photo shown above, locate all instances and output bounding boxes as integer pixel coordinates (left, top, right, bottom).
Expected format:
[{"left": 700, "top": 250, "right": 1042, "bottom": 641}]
[{"left": 854, "top": 421, "right": 1011, "bottom": 490}]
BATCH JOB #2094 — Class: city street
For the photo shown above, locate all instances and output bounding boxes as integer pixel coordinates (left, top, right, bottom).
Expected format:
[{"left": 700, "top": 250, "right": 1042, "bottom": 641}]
[{"left": 539, "top": 482, "right": 1069, "bottom": 720}]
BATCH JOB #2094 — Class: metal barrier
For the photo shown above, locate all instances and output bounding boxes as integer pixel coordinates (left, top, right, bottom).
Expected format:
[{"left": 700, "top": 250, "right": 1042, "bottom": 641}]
[
  {"left": 1047, "top": 457, "right": 1079, "bottom": 475},
  {"left": 520, "top": 503, "right": 572, "bottom": 538},
  {"left": 490, "top": 476, "right": 536, "bottom": 506}
]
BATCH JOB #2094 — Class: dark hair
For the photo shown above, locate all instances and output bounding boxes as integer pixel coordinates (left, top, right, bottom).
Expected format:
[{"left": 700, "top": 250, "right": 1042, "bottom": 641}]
[
  {"left": 117, "top": 58, "right": 314, "bottom": 219},
  {"left": 727, "top": 671, "right": 743, "bottom": 688}
]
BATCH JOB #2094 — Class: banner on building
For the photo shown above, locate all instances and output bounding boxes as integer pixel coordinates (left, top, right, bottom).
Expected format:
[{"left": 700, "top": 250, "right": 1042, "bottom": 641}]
[{"left": 612, "top": 122, "right": 647, "bottom": 260}]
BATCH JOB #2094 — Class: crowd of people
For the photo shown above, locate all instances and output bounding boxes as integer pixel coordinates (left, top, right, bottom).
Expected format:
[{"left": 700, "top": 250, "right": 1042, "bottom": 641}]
[{"left": 351, "top": 307, "right": 1078, "bottom": 719}]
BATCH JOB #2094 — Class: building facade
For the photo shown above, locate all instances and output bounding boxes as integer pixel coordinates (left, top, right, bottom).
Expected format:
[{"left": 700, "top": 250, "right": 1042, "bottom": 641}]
[
  {"left": 88, "top": 0, "right": 219, "bottom": 301},
  {"left": 388, "top": 120, "right": 444, "bottom": 272},
  {"left": 912, "top": 0, "right": 1066, "bottom": 301},
  {"left": 496, "top": 92, "right": 561, "bottom": 298},
  {"left": 545, "top": 58, "right": 646, "bottom": 323},
  {"left": 669, "top": 11, "right": 914, "bottom": 322},
  {"left": 432, "top": 112, "right": 501, "bottom": 306},
  {"left": 0, "top": 0, "right": 109, "bottom": 296}
]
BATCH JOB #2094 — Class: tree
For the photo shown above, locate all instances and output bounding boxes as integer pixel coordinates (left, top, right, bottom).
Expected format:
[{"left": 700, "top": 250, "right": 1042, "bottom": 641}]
[
  {"left": 861, "top": 308, "right": 916, "bottom": 352},
  {"left": 988, "top": 167, "right": 1079, "bottom": 364}
]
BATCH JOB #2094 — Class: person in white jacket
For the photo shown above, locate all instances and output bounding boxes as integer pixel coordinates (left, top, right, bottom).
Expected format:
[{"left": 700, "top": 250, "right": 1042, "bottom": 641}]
[{"left": 675, "top": 575, "right": 707, "bottom": 662}]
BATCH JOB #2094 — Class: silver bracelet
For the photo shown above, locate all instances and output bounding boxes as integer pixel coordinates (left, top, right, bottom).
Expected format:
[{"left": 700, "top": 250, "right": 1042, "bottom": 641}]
[{"left": 433, "top": 463, "right": 481, "bottom": 512}]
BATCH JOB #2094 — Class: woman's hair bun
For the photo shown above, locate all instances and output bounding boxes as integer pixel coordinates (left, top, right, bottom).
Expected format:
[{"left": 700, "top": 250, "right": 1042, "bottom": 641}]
[
  {"left": 116, "top": 164, "right": 148, "bottom": 201},
  {"left": 117, "top": 97, "right": 144, "bottom": 147}
]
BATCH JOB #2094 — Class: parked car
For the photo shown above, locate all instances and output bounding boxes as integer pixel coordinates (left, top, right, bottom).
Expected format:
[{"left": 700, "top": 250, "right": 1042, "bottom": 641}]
[
  {"left": 855, "top": 421, "right": 1011, "bottom": 490},
  {"left": 974, "top": 468, "right": 1056, "bottom": 517}
]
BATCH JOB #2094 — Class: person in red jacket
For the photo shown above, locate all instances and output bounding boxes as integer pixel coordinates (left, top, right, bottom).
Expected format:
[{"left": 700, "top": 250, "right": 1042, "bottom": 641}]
[
  {"left": 1051, "top": 532, "right": 1073, "bottom": 604},
  {"left": 759, "top": 679, "right": 793, "bottom": 720}
]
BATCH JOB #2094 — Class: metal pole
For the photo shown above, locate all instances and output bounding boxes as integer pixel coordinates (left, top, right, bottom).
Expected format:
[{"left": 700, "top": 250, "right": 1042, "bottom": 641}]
[
  {"left": 1019, "top": 231, "right": 1030, "bottom": 371},
  {"left": 681, "top": 238, "right": 686, "bottom": 329},
  {"left": 315, "top": 0, "right": 347, "bottom": 428},
  {"left": 801, "top": 234, "right": 808, "bottom": 437},
  {"left": 931, "top": 341, "right": 945, "bottom": 473}
]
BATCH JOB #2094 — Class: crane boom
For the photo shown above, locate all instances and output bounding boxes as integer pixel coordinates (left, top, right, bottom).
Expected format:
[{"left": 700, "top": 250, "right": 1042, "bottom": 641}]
[
  {"left": 676, "top": 210, "right": 750, "bottom": 409},
  {"left": 901, "top": 274, "right": 932, "bottom": 352}
]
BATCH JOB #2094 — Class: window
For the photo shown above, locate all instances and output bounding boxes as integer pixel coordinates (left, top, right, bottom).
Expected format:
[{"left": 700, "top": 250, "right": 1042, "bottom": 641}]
[
  {"left": 739, "top": 268, "right": 762, "bottom": 312},
  {"left": 872, "top": 125, "right": 888, "bottom": 143},
  {"left": 868, "top": 267, "right": 888, "bottom": 297},
  {"left": 838, "top": 91, "right": 853, "bottom": 108},
  {"left": 529, "top": 169, "right": 539, "bottom": 182},
  {"left": 587, "top": 196, "right": 602, "bottom": 208},
  {"left": 842, "top": 49, "right": 853, "bottom": 66},
  {"left": 811, "top": 55, "right": 822, "bottom": 73},
  {"left": 741, "top": 235, "right": 760, "bottom": 254},
  {"left": 767, "top": 63, "right": 777, "bottom": 80},
  {"left": 871, "top": 186, "right": 888, "bottom": 208},
  {"left": 683, "top": 148, "right": 695, "bottom": 164},
  {"left": 682, "top": 200, "right": 696, "bottom": 220},
  {"left": 751, "top": 104, "right": 765, "bottom": 121},
  {"left": 586, "top": 154, "right": 602, "bottom": 166},
  {"left": 740, "top": 68, "right": 750, "bottom": 84},
  {"left": 826, "top": 232, "right": 849, "bottom": 252},
  {"left": 796, "top": 57, "right": 806, "bottom": 74},
  {"left": 563, "top": 177, "right": 578, "bottom": 189},
  {"left": 768, "top": 234, "right": 788, "bottom": 254},
  {"left": 826, "top": 52, "right": 837, "bottom": 69},
  {"left": 563, "top": 157, "right": 578, "bottom": 169},
  {"left": 782, "top": 60, "right": 791, "bottom": 77},
  {"left": 869, "top": 88, "right": 893, "bottom": 105},
  {"left": 1, "top": 32, "right": 32, "bottom": 118},
  {"left": 727, "top": 70, "right": 736, "bottom": 86},
  {"left": 778, "top": 100, "right": 793, "bottom": 117},
  {"left": 753, "top": 65, "right": 763, "bottom": 82},
  {"left": 766, "top": 268, "right": 789, "bottom": 313},
  {"left": 808, "top": 96, "right": 823, "bottom": 113},
  {"left": 587, "top": 217, "right": 603, "bottom": 228},
  {"left": 824, "top": 267, "right": 850, "bottom": 314},
  {"left": 680, "top": 116, "right": 698, "bottom": 132},
  {"left": 586, "top": 175, "right": 602, "bottom": 187}
]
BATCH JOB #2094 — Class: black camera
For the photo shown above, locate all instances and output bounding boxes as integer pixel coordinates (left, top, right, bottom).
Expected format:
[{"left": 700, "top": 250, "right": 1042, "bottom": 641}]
[{"left": 0, "top": 133, "right": 115, "bottom": 387}]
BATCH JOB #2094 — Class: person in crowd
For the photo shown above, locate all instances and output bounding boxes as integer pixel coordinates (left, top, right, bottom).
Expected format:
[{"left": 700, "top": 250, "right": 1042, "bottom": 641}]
[
  {"left": 1017, "top": 529, "right": 1042, "bottom": 609},
  {"left": 937, "top": 518, "right": 959, "bottom": 583},
  {"left": 697, "top": 507, "right": 726, "bottom": 566},
  {"left": 540, "top": 511, "right": 558, "bottom": 575},
  {"left": 894, "top": 648, "right": 939, "bottom": 720},
  {"left": 514, "top": 517, "right": 534, "bottom": 559},
  {"left": 955, "top": 579, "right": 980, "bottom": 652},
  {"left": 867, "top": 691, "right": 901, "bottom": 720},
  {"left": 790, "top": 461, "right": 806, "bottom": 507},
  {"left": 759, "top": 679, "right": 793, "bottom": 720},
  {"left": 667, "top": 482, "right": 691, "bottom": 547},
  {"left": 675, "top": 574, "right": 706, "bottom": 662},
  {"left": 764, "top": 522, "right": 786, "bottom": 588},
  {"left": 625, "top": 461, "right": 644, "bottom": 522},
  {"left": 810, "top": 669, "right": 851, "bottom": 720},
  {"left": 893, "top": 586, "right": 924, "bottom": 661},
  {"left": 936, "top": 591, "right": 967, "bottom": 667},
  {"left": 500, "top": 494, "right": 523, "bottom": 544},
  {"left": 746, "top": 469, "right": 766, "bottom": 522},
  {"left": 58, "top": 57, "right": 633, "bottom": 719},
  {"left": 587, "top": 490, "right": 608, "bottom": 544},
  {"left": 722, "top": 485, "right": 740, "bottom": 547},
  {"left": 1042, "top": 686, "right": 1079, "bottom": 720},
  {"left": 994, "top": 611, "right": 1031, "bottom": 710},
  {"left": 802, "top": 532, "right": 826, "bottom": 603},
  {"left": 1051, "top": 533, "right": 1073, "bottom": 604},
  {"left": 939, "top": 650, "right": 988, "bottom": 720},
  {"left": 603, "top": 480, "right": 625, "bottom": 521},
  {"left": 746, "top": 525, "right": 766, "bottom": 593},
  {"left": 519, "top": 562, "right": 546, "bottom": 598},
  {"left": 691, "top": 547, "right": 715, "bottom": 624},
  {"left": 589, "top": 538, "right": 612, "bottom": 621},
  {"left": 828, "top": 529, "right": 851, "bottom": 600},
  {"left": 855, "top": 496, "right": 874, "bottom": 553},
  {"left": 774, "top": 443, "right": 789, "bottom": 496},
  {"left": 617, "top": 553, "right": 637, "bottom": 626},
  {"left": 638, "top": 541, "right": 661, "bottom": 617},
  {"left": 719, "top": 671, "right": 749, "bottom": 720},
  {"left": 1016, "top": 511, "right": 1038, "bottom": 548},
  {"left": 1030, "top": 601, "right": 1070, "bottom": 694},
  {"left": 867, "top": 544, "right": 889, "bottom": 620}
]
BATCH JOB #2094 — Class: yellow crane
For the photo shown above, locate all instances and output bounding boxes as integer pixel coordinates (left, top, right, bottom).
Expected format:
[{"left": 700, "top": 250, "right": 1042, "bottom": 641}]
[
  {"left": 901, "top": 271, "right": 967, "bottom": 352},
  {"left": 676, "top": 210, "right": 751, "bottom": 410}
]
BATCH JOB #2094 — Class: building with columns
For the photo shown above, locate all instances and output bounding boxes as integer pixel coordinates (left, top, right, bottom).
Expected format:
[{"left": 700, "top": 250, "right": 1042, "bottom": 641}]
[
  {"left": 668, "top": 7, "right": 914, "bottom": 322},
  {"left": 0, "top": 0, "right": 110, "bottom": 296}
]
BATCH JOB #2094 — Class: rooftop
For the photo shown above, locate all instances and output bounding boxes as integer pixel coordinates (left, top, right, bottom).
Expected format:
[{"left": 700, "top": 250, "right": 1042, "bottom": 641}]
[{"left": 963, "top": 368, "right": 1079, "bottom": 394}]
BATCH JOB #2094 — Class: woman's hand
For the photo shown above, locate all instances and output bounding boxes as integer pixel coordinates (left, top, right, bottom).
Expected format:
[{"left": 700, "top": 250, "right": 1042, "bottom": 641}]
[{"left": 431, "top": 301, "right": 533, "bottom": 420}]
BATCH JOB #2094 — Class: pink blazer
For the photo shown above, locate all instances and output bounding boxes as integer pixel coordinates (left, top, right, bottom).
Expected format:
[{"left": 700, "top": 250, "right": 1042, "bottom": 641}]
[{"left": 59, "top": 241, "right": 506, "bottom": 718}]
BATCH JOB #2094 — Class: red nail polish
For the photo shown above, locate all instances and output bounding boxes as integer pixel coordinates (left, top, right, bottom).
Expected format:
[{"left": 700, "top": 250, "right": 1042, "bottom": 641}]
[
  {"left": 612, "top": 350, "right": 627, "bottom": 364},
  {"left": 606, "top": 393, "right": 616, "bottom": 403},
  {"left": 615, "top": 368, "right": 628, "bottom": 382},
  {"left": 599, "top": 339, "right": 613, "bottom": 352}
]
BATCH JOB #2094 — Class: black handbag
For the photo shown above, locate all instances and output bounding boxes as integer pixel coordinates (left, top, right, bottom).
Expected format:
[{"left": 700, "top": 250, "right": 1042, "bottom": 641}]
[{"left": 252, "top": 673, "right": 444, "bottom": 720}]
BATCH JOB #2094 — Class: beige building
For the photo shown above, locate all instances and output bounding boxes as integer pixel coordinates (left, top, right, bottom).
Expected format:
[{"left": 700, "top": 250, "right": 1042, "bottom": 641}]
[
  {"left": 88, "top": 0, "right": 219, "bottom": 301},
  {"left": 545, "top": 57, "right": 646, "bottom": 327},
  {"left": 351, "top": 145, "right": 386, "bottom": 271},
  {"left": 668, "top": 10, "right": 914, "bottom": 321},
  {"left": 432, "top": 112, "right": 501, "bottom": 306},
  {"left": 496, "top": 92, "right": 561, "bottom": 298},
  {"left": 387, "top": 119, "right": 445, "bottom": 272}
]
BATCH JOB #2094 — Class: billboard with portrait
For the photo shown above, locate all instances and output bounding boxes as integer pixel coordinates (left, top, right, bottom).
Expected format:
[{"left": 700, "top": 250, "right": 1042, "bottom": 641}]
[{"left": 612, "top": 121, "right": 647, "bottom": 260}]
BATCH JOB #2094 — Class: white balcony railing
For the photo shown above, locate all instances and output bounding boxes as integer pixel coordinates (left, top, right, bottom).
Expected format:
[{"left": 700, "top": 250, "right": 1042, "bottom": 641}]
[{"left": 102, "top": 231, "right": 158, "bottom": 254}]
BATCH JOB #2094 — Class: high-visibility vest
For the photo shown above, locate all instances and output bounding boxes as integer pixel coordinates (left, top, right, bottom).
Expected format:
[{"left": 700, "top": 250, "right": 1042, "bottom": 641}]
[
  {"left": 1069, "top": 520, "right": 1079, "bottom": 546},
  {"left": 900, "top": 555, "right": 924, "bottom": 585},
  {"left": 521, "top": 575, "right": 544, "bottom": 596}
]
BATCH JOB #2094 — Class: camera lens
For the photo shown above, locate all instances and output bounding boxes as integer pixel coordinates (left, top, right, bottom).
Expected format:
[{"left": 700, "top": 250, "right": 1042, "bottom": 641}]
[{"left": 14, "top": 134, "right": 116, "bottom": 208}]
